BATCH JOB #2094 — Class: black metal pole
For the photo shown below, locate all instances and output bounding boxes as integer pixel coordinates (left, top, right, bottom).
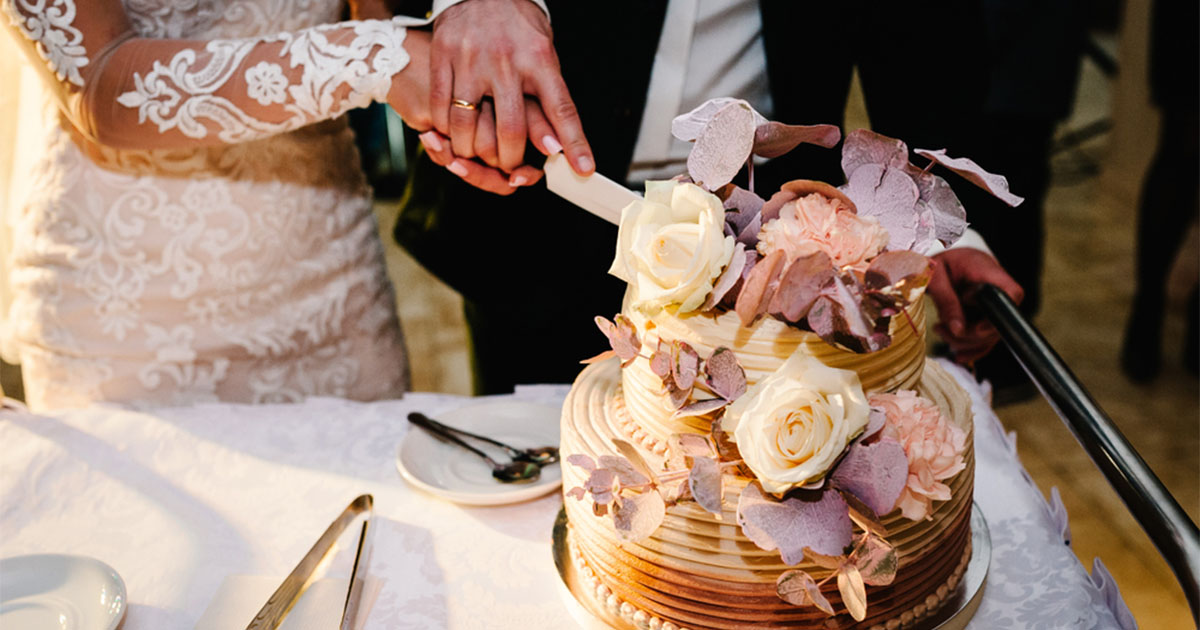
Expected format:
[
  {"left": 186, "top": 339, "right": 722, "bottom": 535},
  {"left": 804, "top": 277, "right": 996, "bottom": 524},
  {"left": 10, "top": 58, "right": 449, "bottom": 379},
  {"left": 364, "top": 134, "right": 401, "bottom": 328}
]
[{"left": 977, "top": 284, "right": 1200, "bottom": 623}]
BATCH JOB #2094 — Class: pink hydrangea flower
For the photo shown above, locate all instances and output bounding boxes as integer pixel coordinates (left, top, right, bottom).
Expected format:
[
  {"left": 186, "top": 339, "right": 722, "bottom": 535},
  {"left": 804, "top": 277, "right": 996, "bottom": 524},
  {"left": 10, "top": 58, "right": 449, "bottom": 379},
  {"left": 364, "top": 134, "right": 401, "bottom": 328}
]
[
  {"left": 870, "top": 391, "right": 967, "bottom": 521},
  {"left": 757, "top": 193, "right": 890, "bottom": 270}
]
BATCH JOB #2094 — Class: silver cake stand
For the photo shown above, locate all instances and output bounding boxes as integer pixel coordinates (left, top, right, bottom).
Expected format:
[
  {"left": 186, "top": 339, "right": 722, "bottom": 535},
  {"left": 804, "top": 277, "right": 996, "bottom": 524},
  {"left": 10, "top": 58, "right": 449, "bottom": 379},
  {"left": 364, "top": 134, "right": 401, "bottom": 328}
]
[{"left": 552, "top": 503, "right": 990, "bottom": 630}]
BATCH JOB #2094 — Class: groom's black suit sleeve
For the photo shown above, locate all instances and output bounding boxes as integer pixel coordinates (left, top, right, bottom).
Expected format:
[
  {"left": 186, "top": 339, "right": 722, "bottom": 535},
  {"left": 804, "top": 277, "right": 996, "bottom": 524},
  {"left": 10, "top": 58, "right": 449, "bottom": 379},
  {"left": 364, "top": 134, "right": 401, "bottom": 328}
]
[{"left": 393, "top": 2, "right": 669, "bottom": 394}]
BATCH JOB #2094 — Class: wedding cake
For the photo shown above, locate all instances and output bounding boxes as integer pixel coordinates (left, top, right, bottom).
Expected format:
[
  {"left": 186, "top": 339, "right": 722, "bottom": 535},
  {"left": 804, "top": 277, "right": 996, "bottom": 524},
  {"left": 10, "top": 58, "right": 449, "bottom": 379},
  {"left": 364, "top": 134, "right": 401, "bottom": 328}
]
[{"left": 558, "top": 99, "right": 1021, "bottom": 629}]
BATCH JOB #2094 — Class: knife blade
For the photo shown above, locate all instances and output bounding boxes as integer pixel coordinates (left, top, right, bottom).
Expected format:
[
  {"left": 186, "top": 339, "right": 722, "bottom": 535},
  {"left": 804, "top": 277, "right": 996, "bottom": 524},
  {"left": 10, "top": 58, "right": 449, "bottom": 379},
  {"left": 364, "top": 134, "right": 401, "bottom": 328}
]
[{"left": 542, "top": 152, "right": 639, "bottom": 225}]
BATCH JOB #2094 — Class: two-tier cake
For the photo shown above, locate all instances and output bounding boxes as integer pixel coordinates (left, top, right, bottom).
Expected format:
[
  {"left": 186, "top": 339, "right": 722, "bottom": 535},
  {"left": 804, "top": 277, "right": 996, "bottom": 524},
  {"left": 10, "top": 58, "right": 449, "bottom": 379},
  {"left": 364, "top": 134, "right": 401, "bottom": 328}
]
[{"left": 557, "top": 98, "right": 1020, "bottom": 630}]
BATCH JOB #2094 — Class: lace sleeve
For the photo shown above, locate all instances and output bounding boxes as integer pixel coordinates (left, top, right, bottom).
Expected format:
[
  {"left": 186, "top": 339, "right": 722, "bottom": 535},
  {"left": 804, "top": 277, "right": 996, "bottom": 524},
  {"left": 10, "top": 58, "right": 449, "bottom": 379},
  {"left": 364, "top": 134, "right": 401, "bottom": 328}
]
[{"left": 1, "top": 0, "right": 432, "bottom": 149}]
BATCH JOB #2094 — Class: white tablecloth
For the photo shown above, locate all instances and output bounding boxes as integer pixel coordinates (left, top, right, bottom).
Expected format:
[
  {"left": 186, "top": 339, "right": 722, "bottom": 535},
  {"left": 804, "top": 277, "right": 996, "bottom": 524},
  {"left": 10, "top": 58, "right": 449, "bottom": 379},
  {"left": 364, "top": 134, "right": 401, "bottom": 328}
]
[{"left": 0, "top": 360, "right": 1134, "bottom": 629}]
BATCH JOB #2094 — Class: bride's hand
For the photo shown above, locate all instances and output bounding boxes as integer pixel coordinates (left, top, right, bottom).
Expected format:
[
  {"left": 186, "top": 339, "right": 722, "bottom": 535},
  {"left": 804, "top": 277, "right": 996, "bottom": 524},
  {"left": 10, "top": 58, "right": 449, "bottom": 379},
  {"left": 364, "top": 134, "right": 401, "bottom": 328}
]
[{"left": 418, "top": 96, "right": 557, "bottom": 196}]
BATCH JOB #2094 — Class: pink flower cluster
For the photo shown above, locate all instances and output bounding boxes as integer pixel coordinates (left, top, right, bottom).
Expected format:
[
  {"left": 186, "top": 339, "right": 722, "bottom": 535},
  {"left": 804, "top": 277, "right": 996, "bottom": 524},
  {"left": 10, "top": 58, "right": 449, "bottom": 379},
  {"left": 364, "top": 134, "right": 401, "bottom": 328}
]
[
  {"left": 757, "top": 193, "right": 890, "bottom": 271},
  {"left": 870, "top": 391, "right": 967, "bottom": 521}
]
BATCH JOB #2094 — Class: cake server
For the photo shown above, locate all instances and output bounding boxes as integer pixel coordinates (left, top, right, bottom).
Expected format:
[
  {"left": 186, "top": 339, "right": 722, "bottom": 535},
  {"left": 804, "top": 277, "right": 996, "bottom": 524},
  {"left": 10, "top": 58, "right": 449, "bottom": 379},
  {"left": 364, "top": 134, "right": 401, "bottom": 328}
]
[
  {"left": 246, "top": 494, "right": 373, "bottom": 630},
  {"left": 542, "top": 152, "right": 639, "bottom": 225}
]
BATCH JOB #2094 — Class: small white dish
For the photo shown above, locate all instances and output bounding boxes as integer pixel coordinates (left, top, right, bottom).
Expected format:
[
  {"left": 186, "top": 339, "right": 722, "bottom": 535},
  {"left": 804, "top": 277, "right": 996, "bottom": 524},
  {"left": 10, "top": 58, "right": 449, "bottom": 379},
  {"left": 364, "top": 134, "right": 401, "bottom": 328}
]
[
  {"left": 0, "top": 554, "right": 127, "bottom": 630},
  {"left": 397, "top": 400, "right": 562, "bottom": 506}
]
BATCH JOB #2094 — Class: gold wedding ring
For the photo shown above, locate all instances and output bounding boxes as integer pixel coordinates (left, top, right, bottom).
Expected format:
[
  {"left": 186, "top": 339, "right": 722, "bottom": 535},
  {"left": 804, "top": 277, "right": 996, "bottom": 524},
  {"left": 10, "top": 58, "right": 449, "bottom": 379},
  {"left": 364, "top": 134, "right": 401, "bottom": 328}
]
[{"left": 451, "top": 98, "right": 478, "bottom": 111}]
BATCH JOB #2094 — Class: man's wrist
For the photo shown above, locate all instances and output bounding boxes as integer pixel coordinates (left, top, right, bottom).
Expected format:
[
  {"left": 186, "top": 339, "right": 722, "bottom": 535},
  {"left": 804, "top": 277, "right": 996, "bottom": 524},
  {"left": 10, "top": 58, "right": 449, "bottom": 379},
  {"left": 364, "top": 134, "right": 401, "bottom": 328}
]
[{"left": 431, "top": 0, "right": 550, "bottom": 21}]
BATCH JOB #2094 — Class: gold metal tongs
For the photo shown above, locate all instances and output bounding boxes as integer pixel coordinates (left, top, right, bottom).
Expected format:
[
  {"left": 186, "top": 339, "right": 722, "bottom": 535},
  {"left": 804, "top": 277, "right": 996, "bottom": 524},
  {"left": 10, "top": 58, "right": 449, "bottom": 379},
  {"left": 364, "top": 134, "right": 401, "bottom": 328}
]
[{"left": 245, "top": 494, "right": 375, "bottom": 630}]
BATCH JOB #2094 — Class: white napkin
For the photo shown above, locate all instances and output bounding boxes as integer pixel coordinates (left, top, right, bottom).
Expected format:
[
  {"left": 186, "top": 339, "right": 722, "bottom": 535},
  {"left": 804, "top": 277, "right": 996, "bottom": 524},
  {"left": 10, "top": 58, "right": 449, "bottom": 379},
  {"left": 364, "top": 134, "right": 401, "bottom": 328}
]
[{"left": 194, "top": 575, "right": 381, "bottom": 630}]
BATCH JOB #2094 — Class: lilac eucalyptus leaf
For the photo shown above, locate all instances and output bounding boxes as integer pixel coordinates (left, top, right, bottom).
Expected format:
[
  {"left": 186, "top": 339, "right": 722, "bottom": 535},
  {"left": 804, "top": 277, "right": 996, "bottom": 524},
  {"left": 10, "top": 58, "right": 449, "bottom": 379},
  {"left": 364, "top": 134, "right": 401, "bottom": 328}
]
[
  {"left": 777, "top": 570, "right": 837, "bottom": 615},
  {"left": 753, "top": 122, "right": 841, "bottom": 158},
  {"left": 768, "top": 252, "right": 836, "bottom": 322},
  {"left": 736, "top": 482, "right": 853, "bottom": 562},
  {"left": 599, "top": 455, "right": 651, "bottom": 487},
  {"left": 704, "top": 346, "right": 747, "bottom": 402},
  {"left": 673, "top": 397, "right": 731, "bottom": 418},
  {"left": 613, "top": 490, "right": 667, "bottom": 542},
  {"left": 914, "top": 148, "right": 1025, "bottom": 207},
  {"left": 672, "top": 97, "right": 768, "bottom": 142},
  {"left": 840, "top": 164, "right": 920, "bottom": 251},
  {"left": 688, "top": 456, "right": 724, "bottom": 515},
  {"left": 701, "top": 242, "right": 748, "bottom": 312},
  {"left": 735, "top": 249, "right": 787, "bottom": 326},
  {"left": 688, "top": 102, "right": 759, "bottom": 191},
  {"left": 829, "top": 438, "right": 908, "bottom": 516}
]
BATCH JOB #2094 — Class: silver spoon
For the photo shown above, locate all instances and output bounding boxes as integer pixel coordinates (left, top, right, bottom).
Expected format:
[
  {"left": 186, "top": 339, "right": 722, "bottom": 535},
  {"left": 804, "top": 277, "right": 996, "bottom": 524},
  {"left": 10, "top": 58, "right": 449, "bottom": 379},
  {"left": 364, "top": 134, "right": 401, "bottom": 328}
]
[
  {"left": 407, "top": 413, "right": 542, "bottom": 483},
  {"left": 408, "top": 412, "right": 559, "bottom": 465}
]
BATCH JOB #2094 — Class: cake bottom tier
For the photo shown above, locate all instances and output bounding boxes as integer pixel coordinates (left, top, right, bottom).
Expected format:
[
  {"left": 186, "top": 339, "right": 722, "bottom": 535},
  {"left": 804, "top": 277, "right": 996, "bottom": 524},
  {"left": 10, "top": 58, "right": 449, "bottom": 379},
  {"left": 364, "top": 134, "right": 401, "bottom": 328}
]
[{"left": 560, "top": 359, "right": 977, "bottom": 630}]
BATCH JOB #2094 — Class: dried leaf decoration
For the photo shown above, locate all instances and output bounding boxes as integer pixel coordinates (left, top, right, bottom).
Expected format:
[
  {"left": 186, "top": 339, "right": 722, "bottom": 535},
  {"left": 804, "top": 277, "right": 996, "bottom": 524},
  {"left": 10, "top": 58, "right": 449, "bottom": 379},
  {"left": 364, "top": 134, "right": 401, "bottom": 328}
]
[
  {"left": 914, "top": 148, "right": 1025, "bottom": 207},
  {"left": 829, "top": 438, "right": 908, "bottom": 516},
  {"left": 599, "top": 455, "right": 650, "bottom": 487},
  {"left": 613, "top": 489, "right": 667, "bottom": 542},
  {"left": 700, "top": 242, "right": 748, "bottom": 312},
  {"left": 687, "top": 101, "right": 758, "bottom": 191},
  {"left": 592, "top": 315, "right": 641, "bottom": 367},
  {"left": 753, "top": 122, "right": 841, "bottom": 158},
  {"left": 735, "top": 249, "right": 788, "bottom": 326},
  {"left": 736, "top": 482, "right": 853, "bottom": 562},
  {"left": 704, "top": 347, "right": 747, "bottom": 402},
  {"left": 776, "top": 570, "right": 836, "bottom": 615},
  {"left": 674, "top": 397, "right": 731, "bottom": 418},
  {"left": 768, "top": 252, "right": 836, "bottom": 323},
  {"left": 671, "top": 97, "right": 768, "bottom": 142},
  {"left": 839, "top": 129, "right": 967, "bottom": 250},
  {"left": 842, "top": 164, "right": 921, "bottom": 251},
  {"left": 837, "top": 563, "right": 868, "bottom": 622},
  {"left": 852, "top": 534, "right": 898, "bottom": 586},
  {"left": 688, "top": 456, "right": 724, "bottom": 515},
  {"left": 612, "top": 438, "right": 660, "bottom": 487}
]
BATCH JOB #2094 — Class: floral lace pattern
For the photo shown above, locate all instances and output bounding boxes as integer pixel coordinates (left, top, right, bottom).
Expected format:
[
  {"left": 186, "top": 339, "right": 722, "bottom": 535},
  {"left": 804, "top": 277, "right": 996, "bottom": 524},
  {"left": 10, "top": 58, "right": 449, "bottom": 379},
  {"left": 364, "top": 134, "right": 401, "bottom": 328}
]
[
  {"left": 3, "top": 0, "right": 88, "bottom": 85},
  {"left": 3, "top": 0, "right": 410, "bottom": 410},
  {"left": 116, "top": 18, "right": 410, "bottom": 144}
]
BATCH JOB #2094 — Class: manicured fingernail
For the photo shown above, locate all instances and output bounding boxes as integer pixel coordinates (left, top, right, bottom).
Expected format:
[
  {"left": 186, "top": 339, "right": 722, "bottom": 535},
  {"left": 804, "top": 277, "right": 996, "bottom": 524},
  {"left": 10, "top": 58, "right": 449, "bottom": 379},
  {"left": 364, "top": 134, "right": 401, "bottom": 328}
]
[
  {"left": 950, "top": 320, "right": 964, "bottom": 335},
  {"left": 575, "top": 155, "right": 594, "bottom": 173},
  {"left": 419, "top": 131, "right": 443, "bottom": 153},
  {"left": 509, "top": 174, "right": 528, "bottom": 187},
  {"left": 542, "top": 135, "right": 563, "bottom": 154},
  {"left": 447, "top": 160, "right": 468, "bottom": 177}
]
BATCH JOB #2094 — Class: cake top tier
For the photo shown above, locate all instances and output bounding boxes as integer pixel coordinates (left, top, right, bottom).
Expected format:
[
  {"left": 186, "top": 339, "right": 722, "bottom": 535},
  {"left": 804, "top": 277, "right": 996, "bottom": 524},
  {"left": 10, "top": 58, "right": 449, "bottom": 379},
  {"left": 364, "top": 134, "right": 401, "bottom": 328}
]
[{"left": 600, "top": 97, "right": 1023, "bottom": 358}]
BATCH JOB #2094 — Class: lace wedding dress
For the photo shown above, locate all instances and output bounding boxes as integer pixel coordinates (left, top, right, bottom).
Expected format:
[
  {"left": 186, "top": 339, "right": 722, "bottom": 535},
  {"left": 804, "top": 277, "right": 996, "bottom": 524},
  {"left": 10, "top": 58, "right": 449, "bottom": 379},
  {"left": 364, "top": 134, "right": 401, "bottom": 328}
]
[{"left": 1, "top": 0, "right": 446, "bottom": 409}]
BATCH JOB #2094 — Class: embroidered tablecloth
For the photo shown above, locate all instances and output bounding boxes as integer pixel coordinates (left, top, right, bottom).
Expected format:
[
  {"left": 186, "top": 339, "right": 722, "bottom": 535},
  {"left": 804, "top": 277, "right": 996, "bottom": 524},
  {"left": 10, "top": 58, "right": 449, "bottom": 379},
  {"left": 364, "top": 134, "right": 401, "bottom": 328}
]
[{"left": 0, "top": 360, "right": 1134, "bottom": 629}]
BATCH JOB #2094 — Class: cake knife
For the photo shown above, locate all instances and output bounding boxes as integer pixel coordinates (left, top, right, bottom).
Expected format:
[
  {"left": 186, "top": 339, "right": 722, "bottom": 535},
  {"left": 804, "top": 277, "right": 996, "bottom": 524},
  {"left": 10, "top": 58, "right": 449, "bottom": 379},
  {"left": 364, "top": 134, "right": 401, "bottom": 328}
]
[{"left": 542, "top": 152, "right": 639, "bottom": 225}]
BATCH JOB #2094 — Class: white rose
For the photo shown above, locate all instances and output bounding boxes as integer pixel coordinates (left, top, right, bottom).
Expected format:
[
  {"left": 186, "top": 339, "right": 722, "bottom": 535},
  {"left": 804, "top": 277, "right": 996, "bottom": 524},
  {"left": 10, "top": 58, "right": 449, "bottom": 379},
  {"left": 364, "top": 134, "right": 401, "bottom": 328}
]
[
  {"left": 723, "top": 352, "right": 870, "bottom": 494},
  {"left": 609, "top": 181, "right": 735, "bottom": 313}
]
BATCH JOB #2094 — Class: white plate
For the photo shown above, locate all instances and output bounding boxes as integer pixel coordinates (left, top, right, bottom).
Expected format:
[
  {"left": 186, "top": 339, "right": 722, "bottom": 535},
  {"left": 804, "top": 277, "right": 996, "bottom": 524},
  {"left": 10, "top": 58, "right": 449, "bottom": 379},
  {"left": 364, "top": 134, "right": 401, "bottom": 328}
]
[
  {"left": 0, "top": 554, "right": 127, "bottom": 630},
  {"left": 396, "top": 400, "right": 562, "bottom": 506}
]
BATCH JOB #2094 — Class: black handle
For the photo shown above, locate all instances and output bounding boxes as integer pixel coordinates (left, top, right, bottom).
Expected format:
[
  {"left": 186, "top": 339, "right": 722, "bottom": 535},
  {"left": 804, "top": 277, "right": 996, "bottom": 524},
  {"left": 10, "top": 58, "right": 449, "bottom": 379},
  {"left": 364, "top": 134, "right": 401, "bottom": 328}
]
[{"left": 977, "top": 284, "right": 1200, "bottom": 622}]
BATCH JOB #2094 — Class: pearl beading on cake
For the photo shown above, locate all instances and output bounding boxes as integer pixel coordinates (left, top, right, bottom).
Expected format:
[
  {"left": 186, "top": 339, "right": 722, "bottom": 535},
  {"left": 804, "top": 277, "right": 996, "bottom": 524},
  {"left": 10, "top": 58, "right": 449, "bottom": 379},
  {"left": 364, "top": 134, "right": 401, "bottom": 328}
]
[
  {"left": 612, "top": 384, "right": 670, "bottom": 456},
  {"left": 569, "top": 532, "right": 972, "bottom": 630}
]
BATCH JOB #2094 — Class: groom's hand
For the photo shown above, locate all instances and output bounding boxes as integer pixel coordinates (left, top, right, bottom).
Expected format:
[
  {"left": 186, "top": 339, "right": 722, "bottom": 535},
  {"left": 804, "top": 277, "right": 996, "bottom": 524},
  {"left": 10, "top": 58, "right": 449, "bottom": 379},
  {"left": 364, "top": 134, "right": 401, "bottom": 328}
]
[
  {"left": 430, "top": 0, "right": 594, "bottom": 176},
  {"left": 418, "top": 96, "right": 559, "bottom": 196}
]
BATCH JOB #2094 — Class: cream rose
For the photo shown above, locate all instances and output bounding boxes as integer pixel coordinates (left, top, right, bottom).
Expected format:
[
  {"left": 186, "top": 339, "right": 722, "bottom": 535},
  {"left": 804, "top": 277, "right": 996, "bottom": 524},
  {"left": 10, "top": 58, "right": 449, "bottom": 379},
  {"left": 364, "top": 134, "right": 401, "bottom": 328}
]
[
  {"left": 609, "top": 180, "right": 735, "bottom": 312},
  {"left": 757, "top": 193, "right": 890, "bottom": 270},
  {"left": 723, "top": 352, "right": 870, "bottom": 494}
]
